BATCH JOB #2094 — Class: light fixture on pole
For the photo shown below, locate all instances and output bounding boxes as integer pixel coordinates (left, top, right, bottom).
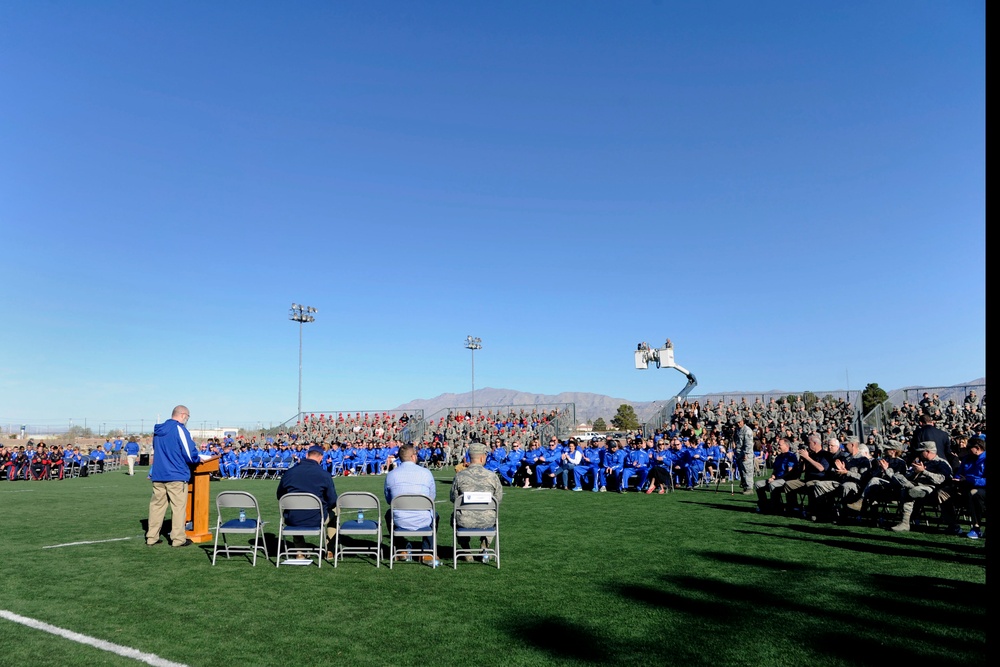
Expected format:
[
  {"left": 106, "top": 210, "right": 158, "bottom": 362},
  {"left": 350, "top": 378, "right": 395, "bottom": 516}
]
[
  {"left": 289, "top": 303, "right": 318, "bottom": 422},
  {"left": 465, "top": 335, "right": 482, "bottom": 410}
]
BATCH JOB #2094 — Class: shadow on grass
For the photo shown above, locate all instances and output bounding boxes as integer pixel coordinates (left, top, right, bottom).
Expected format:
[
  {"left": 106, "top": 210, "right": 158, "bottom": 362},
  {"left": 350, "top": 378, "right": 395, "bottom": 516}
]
[
  {"left": 676, "top": 500, "right": 755, "bottom": 513},
  {"left": 733, "top": 526, "right": 985, "bottom": 566},
  {"left": 603, "top": 566, "right": 983, "bottom": 667},
  {"left": 699, "top": 550, "right": 813, "bottom": 571},
  {"left": 506, "top": 616, "right": 613, "bottom": 664}
]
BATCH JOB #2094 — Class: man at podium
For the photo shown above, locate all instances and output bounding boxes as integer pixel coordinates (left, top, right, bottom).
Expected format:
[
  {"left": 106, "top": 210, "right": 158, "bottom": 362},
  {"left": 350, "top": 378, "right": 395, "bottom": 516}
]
[{"left": 146, "top": 405, "right": 202, "bottom": 548}]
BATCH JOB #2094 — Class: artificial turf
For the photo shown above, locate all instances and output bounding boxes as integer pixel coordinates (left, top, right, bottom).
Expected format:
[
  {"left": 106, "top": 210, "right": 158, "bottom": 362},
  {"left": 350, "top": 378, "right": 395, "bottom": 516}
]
[{"left": 0, "top": 468, "right": 986, "bottom": 667}]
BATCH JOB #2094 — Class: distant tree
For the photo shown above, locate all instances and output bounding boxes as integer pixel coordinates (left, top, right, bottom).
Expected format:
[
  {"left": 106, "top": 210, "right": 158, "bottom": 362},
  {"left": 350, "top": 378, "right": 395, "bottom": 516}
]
[
  {"left": 593, "top": 417, "right": 608, "bottom": 432},
  {"left": 786, "top": 394, "right": 798, "bottom": 406},
  {"left": 861, "top": 383, "right": 890, "bottom": 415},
  {"left": 65, "top": 425, "right": 94, "bottom": 438},
  {"left": 611, "top": 404, "right": 640, "bottom": 431},
  {"left": 802, "top": 391, "right": 818, "bottom": 411}
]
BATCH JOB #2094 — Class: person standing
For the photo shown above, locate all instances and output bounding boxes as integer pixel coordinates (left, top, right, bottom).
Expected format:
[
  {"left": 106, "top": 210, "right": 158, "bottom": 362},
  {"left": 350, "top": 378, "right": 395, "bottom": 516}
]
[
  {"left": 145, "top": 405, "right": 202, "bottom": 547},
  {"left": 733, "top": 416, "right": 755, "bottom": 494},
  {"left": 125, "top": 437, "right": 141, "bottom": 476}
]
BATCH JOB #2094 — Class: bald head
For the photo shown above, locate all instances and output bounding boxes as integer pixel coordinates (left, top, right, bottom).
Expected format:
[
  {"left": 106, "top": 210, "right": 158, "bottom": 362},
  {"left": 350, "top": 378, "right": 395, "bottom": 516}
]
[{"left": 172, "top": 405, "right": 190, "bottom": 423}]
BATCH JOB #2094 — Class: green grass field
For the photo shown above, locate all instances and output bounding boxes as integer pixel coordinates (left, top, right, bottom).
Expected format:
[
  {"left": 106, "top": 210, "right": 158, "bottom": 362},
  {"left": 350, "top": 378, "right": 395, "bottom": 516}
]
[{"left": 0, "top": 468, "right": 986, "bottom": 667}]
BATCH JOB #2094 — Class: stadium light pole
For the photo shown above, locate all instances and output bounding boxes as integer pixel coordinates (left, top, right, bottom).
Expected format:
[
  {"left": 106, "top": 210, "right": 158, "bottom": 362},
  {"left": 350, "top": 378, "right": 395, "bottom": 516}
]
[
  {"left": 465, "top": 335, "right": 482, "bottom": 411},
  {"left": 289, "top": 303, "right": 317, "bottom": 422}
]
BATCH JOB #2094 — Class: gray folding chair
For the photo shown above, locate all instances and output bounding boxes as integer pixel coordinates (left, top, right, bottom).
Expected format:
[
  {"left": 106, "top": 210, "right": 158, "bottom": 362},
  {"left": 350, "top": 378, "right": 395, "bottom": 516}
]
[
  {"left": 388, "top": 494, "right": 438, "bottom": 568},
  {"left": 276, "top": 492, "right": 327, "bottom": 568},
  {"left": 212, "top": 491, "right": 267, "bottom": 566},
  {"left": 452, "top": 493, "right": 500, "bottom": 569},
  {"left": 333, "top": 492, "right": 382, "bottom": 568}
]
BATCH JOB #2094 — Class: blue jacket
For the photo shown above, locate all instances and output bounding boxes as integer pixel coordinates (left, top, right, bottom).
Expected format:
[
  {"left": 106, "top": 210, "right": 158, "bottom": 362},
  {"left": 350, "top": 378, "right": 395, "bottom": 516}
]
[{"left": 149, "top": 419, "right": 201, "bottom": 482}]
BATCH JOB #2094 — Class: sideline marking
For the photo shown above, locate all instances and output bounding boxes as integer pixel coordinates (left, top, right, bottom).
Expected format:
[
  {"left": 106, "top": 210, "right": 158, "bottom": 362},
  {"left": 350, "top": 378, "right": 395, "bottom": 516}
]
[
  {"left": 0, "top": 609, "right": 189, "bottom": 667},
  {"left": 43, "top": 536, "right": 134, "bottom": 549},
  {"left": 0, "top": 489, "right": 35, "bottom": 493}
]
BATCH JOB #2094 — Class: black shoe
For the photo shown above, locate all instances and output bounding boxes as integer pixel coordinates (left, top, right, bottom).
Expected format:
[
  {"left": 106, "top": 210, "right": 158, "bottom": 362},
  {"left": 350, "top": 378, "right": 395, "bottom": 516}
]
[
  {"left": 146, "top": 540, "right": 162, "bottom": 547},
  {"left": 172, "top": 539, "right": 194, "bottom": 548}
]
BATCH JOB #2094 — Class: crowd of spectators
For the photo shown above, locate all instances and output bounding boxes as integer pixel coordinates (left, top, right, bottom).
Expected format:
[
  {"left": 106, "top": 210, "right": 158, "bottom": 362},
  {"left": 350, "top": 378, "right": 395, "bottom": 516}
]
[
  {"left": 868, "top": 390, "right": 987, "bottom": 453},
  {"left": 1, "top": 438, "right": 133, "bottom": 481},
  {"left": 658, "top": 395, "right": 858, "bottom": 461},
  {"left": 749, "top": 388, "right": 987, "bottom": 537}
]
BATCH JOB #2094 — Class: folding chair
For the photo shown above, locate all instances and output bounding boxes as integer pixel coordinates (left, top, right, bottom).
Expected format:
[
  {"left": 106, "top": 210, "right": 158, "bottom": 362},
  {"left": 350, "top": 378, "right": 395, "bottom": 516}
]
[
  {"left": 388, "top": 494, "right": 438, "bottom": 569},
  {"left": 248, "top": 455, "right": 263, "bottom": 479},
  {"left": 212, "top": 491, "right": 268, "bottom": 566},
  {"left": 452, "top": 493, "right": 500, "bottom": 569},
  {"left": 333, "top": 492, "right": 382, "bottom": 568},
  {"left": 276, "top": 492, "right": 327, "bottom": 567}
]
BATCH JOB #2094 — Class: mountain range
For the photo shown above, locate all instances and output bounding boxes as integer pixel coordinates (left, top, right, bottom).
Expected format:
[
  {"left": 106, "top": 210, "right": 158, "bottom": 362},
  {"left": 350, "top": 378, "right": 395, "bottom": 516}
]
[{"left": 396, "top": 378, "right": 986, "bottom": 425}]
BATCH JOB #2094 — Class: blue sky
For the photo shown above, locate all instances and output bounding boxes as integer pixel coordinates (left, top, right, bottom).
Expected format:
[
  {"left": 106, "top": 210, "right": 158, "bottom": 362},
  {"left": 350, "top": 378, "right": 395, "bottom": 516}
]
[{"left": 1, "top": 1, "right": 984, "bottom": 429}]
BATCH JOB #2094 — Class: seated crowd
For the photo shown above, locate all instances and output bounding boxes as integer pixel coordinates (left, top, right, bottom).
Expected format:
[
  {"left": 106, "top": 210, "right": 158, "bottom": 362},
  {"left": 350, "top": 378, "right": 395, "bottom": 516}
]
[{"left": 0, "top": 438, "right": 134, "bottom": 480}]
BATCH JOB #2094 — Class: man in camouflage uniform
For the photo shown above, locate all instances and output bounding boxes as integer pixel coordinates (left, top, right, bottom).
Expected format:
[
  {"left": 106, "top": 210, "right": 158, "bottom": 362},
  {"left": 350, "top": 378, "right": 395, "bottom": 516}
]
[
  {"left": 450, "top": 443, "right": 503, "bottom": 560},
  {"left": 732, "top": 415, "right": 755, "bottom": 494}
]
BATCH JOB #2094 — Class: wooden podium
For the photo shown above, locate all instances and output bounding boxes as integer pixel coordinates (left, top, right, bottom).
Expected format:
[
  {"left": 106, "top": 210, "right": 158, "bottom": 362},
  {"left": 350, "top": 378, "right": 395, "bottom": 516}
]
[{"left": 186, "top": 457, "right": 220, "bottom": 543}]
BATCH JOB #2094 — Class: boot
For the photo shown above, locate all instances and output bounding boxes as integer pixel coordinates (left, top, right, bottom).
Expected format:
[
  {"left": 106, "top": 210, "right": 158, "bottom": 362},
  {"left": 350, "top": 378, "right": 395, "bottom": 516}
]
[{"left": 891, "top": 502, "right": 913, "bottom": 532}]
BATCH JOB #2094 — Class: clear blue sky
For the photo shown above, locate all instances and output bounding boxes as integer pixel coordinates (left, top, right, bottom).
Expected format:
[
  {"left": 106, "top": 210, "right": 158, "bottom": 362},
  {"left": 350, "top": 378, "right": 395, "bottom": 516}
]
[{"left": 1, "top": 1, "right": 985, "bottom": 429}]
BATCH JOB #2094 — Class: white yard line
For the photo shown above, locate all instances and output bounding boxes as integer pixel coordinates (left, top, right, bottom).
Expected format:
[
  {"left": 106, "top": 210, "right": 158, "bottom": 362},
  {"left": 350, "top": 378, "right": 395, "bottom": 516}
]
[
  {"left": 0, "top": 609, "right": 189, "bottom": 667},
  {"left": 43, "top": 536, "right": 135, "bottom": 549}
]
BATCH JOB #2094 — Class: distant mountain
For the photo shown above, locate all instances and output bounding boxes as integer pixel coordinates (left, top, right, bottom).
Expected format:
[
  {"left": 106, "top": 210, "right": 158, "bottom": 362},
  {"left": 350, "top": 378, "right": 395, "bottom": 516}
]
[{"left": 396, "top": 378, "right": 986, "bottom": 425}]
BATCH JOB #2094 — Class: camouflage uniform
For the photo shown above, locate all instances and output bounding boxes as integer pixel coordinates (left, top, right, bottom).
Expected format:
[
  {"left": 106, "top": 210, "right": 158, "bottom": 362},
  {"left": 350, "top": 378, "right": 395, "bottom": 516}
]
[{"left": 450, "top": 462, "right": 503, "bottom": 544}]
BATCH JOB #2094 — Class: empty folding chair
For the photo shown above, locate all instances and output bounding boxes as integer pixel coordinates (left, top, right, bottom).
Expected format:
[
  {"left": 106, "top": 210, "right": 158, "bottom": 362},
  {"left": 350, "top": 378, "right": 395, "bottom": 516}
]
[
  {"left": 333, "top": 492, "right": 382, "bottom": 568},
  {"left": 212, "top": 491, "right": 268, "bottom": 566}
]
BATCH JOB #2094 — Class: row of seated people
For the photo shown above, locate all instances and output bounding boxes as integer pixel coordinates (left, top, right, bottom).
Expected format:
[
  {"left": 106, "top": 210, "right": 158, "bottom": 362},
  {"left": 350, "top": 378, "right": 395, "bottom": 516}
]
[
  {"left": 754, "top": 433, "right": 986, "bottom": 538},
  {"left": 0, "top": 443, "right": 122, "bottom": 480},
  {"left": 472, "top": 433, "right": 744, "bottom": 493},
  {"left": 286, "top": 407, "right": 568, "bottom": 451},
  {"left": 872, "top": 390, "right": 985, "bottom": 452},
  {"left": 661, "top": 410, "right": 857, "bottom": 467},
  {"left": 210, "top": 431, "right": 737, "bottom": 494},
  {"left": 671, "top": 395, "right": 858, "bottom": 436},
  {"left": 291, "top": 412, "right": 414, "bottom": 445},
  {"left": 213, "top": 441, "right": 422, "bottom": 479}
]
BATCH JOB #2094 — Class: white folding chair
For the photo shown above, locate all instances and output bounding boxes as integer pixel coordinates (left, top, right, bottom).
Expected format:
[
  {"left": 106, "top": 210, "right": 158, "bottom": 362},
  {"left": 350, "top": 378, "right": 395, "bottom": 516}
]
[
  {"left": 212, "top": 491, "right": 267, "bottom": 566},
  {"left": 276, "top": 492, "right": 327, "bottom": 568},
  {"left": 452, "top": 492, "right": 500, "bottom": 569},
  {"left": 388, "top": 494, "right": 437, "bottom": 568},
  {"left": 333, "top": 492, "right": 382, "bottom": 568}
]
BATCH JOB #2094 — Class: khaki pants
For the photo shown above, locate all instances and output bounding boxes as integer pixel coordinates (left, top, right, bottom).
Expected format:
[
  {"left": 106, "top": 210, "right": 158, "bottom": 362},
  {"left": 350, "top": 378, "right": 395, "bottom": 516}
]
[
  {"left": 147, "top": 481, "right": 189, "bottom": 546},
  {"left": 127, "top": 455, "right": 137, "bottom": 475}
]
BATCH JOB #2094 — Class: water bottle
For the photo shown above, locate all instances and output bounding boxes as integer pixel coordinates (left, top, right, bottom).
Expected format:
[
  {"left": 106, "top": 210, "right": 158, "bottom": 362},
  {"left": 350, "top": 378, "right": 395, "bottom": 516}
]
[
  {"left": 239, "top": 508, "right": 247, "bottom": 523},
  {"left": 357, "top": 511, "right": 364, "bottom": 524}
]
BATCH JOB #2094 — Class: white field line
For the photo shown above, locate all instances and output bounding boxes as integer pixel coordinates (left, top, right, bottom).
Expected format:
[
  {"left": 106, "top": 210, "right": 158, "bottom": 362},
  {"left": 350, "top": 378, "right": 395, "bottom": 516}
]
[
  {"left": 0, "top": 609, "right": 189, "bottom": 667},
  {"left": 43, "top": 536, "right": 135, "bottom": 549},
  {"left": 0, "top": 489, "right": 35, "bottom": 493}
]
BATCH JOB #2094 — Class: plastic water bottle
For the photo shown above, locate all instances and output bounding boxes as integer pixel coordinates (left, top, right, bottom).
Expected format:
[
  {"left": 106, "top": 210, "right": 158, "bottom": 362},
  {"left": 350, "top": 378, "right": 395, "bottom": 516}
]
[
  {"left": 357, "top": 511, "right": 364, "bottom": 524},
  {"left": 239, "top": 508, "right": 247, "bottom": 523}
]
